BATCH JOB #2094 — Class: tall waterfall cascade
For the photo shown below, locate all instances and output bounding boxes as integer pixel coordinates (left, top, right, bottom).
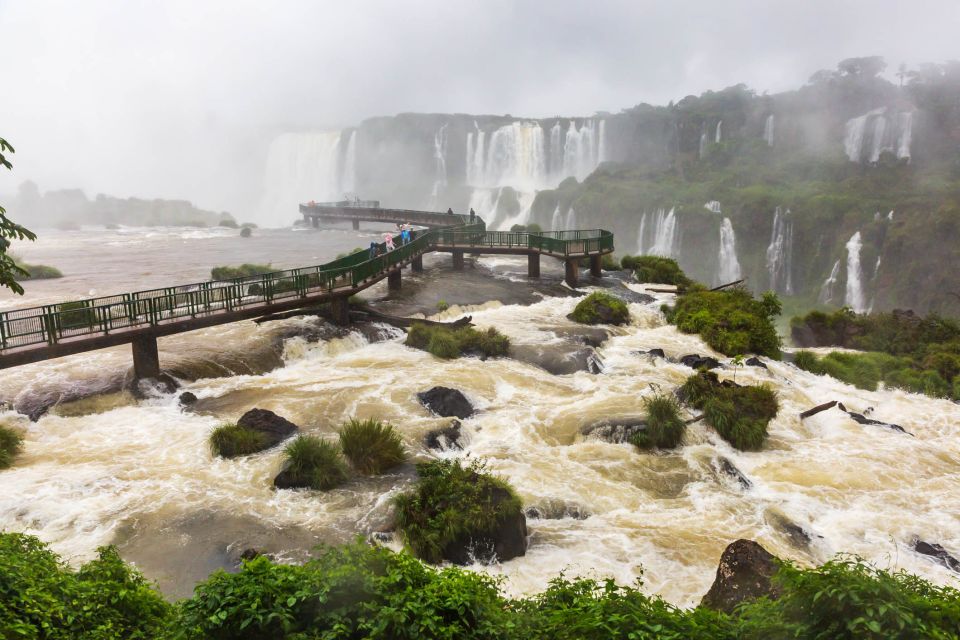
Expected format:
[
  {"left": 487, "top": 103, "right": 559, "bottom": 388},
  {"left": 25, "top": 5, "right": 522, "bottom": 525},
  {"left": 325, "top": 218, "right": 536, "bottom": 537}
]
[
  {"left": 844, "top": 107, "right": 913, "bottom": 163},
  {"left": 716, "top": 218, "right": 742, "bottom": 285},
  {"left": 260, "top": 131, "right": 346, "bottom": 225},
  {"left": 646, "top": 208, "right": 678, "bottom": 257},
  {"left": 845, "top": 231, "right": 867, "bottom": 312},
  {"left": 704, "top": 201, "right": 722, "bottom": 214},
  {"left": 636, "top": 212, "right": 647, "bottom": 254},
  {"left": 699, "top": 127, "right": 708, "bottom": 159},
  {"left": 763, "top": 114, "right": 775, "bottom": 147},
  {"left": 429, "top": 124, "right": 449, "bottom": 209},
  {"left": 766, "top": 207, "right": 794, "bottom": 294},
  {"left": 818, "top": 260, "right": 842, "bottom": 304},
  {"left": 341, "top": 130, "right": 357, "bottom": 195},
  {"left": 715, "top": 120, "right": 722, "bottom": 143}
]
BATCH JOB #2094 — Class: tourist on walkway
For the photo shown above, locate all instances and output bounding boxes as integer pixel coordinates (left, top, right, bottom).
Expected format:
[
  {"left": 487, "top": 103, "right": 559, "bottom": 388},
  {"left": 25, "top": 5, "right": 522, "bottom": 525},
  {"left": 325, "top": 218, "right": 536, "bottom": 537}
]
[
  {"left": 447, "top": 207, "right": 454, "bottom": 215},
  {"left": 469, "top": 208, "right": 476, "bottom": 222},
  {"left": 369, "top": 241, "right": 379, "bottom": 259},
  {"left": 384, "top": 233, "right": 395, "bottom": 251}
]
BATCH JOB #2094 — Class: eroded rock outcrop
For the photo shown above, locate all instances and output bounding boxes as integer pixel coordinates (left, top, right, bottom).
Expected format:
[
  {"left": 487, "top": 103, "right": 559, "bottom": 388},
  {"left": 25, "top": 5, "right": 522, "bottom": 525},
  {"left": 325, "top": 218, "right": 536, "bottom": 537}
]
[
  {"left": 417, "top": 387, "right": 474, "bottom": 419},
  {"left": 701, "top": 539, "right": 781, "bottom": 613},
  {"left": 237, "top": 408, "right": 299, "bottom": 449}
]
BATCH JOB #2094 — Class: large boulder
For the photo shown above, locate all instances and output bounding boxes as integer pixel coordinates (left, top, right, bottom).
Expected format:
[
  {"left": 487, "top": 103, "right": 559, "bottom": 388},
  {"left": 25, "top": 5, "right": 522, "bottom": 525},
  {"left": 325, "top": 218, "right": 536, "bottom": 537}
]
[
  {"left": 581, "top": 417, "right": 647, "bottom": 444},
  {"left": 417, "top": 387, "right": 474, "bottom": 419},
  {"left": 443, "top": 483, "right": 527, "bottom": 565},
  {"left": 701, "top": 539, "right": 781, "bottom": 613},
  {"left": 914, "top": 539, "right": 960, "bottom": 573},
  {"left": 237, "top": 408, "right": 299, "bottom": 448},
  {"left": 679, "top": 354, "right": 722, "bottom": 371}
]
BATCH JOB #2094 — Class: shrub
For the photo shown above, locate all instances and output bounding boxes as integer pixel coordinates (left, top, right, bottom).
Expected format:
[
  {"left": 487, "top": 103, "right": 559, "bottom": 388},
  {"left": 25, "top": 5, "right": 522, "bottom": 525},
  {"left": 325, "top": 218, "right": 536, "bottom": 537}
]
[
  {"left": 0, "top": 424, "right": 23, "bottom": 469},
  {"left": 792, "top": 350, "right": 822, "bottom": 373},
  {"left": 678, "top": 371, "right": 779, "bottom": 451},
  {"left": 405, "top": 323, "right": 511, "bottom": 359},
  {"left": 427, "top": 330, "right": 461, "bottom": 358},
  {"left": 569, "top": 291, "right": 630, "bottom": 325},
  {"left": 620, "top": 255, "right": 693, "bottom": 287},
  {"left": 601, "top": 253, "right": 620, "bottom": 271},
  {"left": 393, "top": 459, "right": 523, "bottom": 564},
  {"left": 665, "top": 287, "right": 782, "bottom": 358},
  {"left": 458, "top": 326, "right": 511, "bottom": 357},
  {"left": 14, "top": 262, "right": 63, "bottom": 280},
  {"left": 211, "top": 263, "right": 272, "bottom": 280},
  {"left": 218, "top": 218, "right": 239, "bottom": 228},
  {"left": 240, "top": 226, "right": 253, "bottom": 238},
  {"left": 632, "top": 394, "right": 686, "bottom": 449},
  {"left": 281, "top": 435, "right": 348, "bottom": 490},
  {"left": 436, "top": 299, "right": 450, "bottom": 312},
  {"left": 338, "top": 418, "right": 406, "bottom": 475},
  {"left": 210, "top": 423, "right": 269, "bottom": 458}
]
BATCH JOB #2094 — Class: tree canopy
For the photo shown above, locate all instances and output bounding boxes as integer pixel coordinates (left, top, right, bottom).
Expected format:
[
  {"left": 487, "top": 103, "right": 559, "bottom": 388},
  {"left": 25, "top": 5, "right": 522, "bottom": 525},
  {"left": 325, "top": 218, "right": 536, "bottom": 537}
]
[{"left": 0, "top": 136, "right": 38, "bottom": 295}]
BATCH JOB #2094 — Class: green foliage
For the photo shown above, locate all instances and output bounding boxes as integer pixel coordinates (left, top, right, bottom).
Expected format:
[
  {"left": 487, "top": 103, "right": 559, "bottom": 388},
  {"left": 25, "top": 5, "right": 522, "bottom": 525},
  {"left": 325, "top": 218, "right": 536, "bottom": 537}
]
[
  {"left": 678, "top": 371, "right": 779, "bottom": 451},
  {"left": 436, "top": 299, "right": 450, "bottom": 312},
  {"left": 239, "top": 226, "right": 253, "bottom": 238},
  {"left": 794, "top": 349, "right": 959, "bottom": 399},
  {"left": 281, "top": 435, "right": 348, "bottom": 490},
  {"left": 209, "top": 423, "right": 269, "bottom": 458},
  {"left": 16, "top": 263, "right": 63, "bottom": 280},
  {"left": 218, "top": 218, "right": 238, "bottom": 228},
  {"left": 210, "top": 263, "right": 272, "bottom": 280},
  {"left": 0, "top": 533, "right": 169, "bottom": 639},
  {"left": 338, "top": 418, "right": 406, "bottom": 475},
  {"left": 393, "top": 459, "right": 523, "bottom": 564},
  {"left": 510, "top": 223, "right": 543, "bottom": 232},
  {"left": 632, "top": 394, "right": 687, "bottom": 449},
  {"left": 335, "top": 246, "right": 364, "bottom": 259},
  {"left": 665, "top": 287, "right": 782, "bottom": 358},
  {"left": 620, "top": 255, "right": 693, "bottom": 287},
  {"left": 0, "top": 424, "right": 23, "bottom": 469},
  {"left": 601, "top": 253, "right": 620, "bottom": 271},
  {"left": 405, "top": 323, "right": 511, "bottom": 359},
  {"left": 0, "top": 136, "right": 38, "bottom": 295},
  {"left": 56, "top": 300, "right": 96, "bottom": 330},
  {"left": 569, "top": 291, "right": 630, "bottom": 325}
]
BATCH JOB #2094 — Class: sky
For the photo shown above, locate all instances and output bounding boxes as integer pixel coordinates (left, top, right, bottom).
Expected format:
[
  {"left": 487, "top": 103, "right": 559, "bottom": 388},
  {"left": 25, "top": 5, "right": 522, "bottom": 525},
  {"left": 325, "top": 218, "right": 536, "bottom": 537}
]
[{"left": 2, "top": 0, "right": 958, "bottom": 219}]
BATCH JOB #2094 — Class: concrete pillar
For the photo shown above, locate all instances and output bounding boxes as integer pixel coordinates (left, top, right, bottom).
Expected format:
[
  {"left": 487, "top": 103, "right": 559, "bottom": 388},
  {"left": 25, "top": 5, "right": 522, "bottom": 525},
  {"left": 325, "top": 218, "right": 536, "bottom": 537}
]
[
  {"left": 411, "top": 254, "right": 423, "bottom": 272},
  {"left": 590, "top": 254, "right": 603, "bottom": 277},
  {"left": 564, "top": 259, "right": 579, "bottom": 288},
  {"left": 452, "top": 250, "right": 464, "bottom": 271},
  {"left": 352, "top": 219, "right": 360, "bottom": 230},
  {"left": 310, "top": 216, "right": 319, "bottom": 229},
  {"left": 387, "top": 268, "right": 401, "bottom": 290},
  {"left": 528, "top": 253, "right": 540, "bottom": 278},
  {"left": 329, "top": 297, "right": 350, "bottom": 325},
  {"left": 131, "top": 335, "right": 160, "bottom": 379}
]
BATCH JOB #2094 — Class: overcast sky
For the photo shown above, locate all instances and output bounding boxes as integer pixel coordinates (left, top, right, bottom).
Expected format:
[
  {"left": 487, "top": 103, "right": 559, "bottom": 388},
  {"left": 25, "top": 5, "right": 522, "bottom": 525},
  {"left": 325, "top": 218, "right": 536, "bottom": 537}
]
[{"left": 2, "top": 0, "right": 958, "bottom": 217}]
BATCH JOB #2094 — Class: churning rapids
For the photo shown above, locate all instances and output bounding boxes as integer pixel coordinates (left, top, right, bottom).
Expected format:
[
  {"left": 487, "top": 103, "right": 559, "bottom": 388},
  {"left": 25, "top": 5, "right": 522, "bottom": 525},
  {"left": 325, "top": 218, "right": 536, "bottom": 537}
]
[{"left": 1, "top": 226, "right": 959, "bottom": 605}]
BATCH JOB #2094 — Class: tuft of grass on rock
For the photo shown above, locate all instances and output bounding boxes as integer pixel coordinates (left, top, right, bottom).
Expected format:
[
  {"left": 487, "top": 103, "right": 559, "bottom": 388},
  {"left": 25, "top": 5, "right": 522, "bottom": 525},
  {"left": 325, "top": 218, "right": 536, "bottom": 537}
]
[
  {"left": 405, "top": 323, "right": 510, "bottom": 359},
  {"left": 210, "top": 263, "right": 272, "bottom": 280},
  {"left": 678, "top": 370, "right": 778, "bottom": 451},
  {"left": 569, "top": 291, "right": 630, "bottom": 325},
  {"left": 0, "top": 425, "right": 23, "bottom": 469},
  {"left": 632, "top": 394, "right": 686, "bottom": 450},
  {"left": 281, "top": 435, "right": 349, "bottom": 490},
  {"left": 620, "top": 255, "right": 692, "bottom": 287},
  {"left": 338, "top": 418, "right": 406, "bottom": 475},
  {"left": 209, "top": 423, "right": 269, "bottom": 458}
]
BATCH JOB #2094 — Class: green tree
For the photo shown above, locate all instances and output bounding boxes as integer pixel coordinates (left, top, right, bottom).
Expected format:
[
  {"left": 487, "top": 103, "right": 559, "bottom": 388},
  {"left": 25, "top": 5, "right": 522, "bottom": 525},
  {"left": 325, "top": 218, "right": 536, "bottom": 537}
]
[{"left": 0, "top": 137, "right": 38, "bottom": 295}]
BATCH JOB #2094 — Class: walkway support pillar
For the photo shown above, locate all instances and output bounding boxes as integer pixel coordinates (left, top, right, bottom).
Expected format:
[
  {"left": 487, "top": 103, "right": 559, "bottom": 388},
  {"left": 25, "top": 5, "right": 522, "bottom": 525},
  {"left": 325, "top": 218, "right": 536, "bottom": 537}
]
[
  {"left": 388, "top": 268, "right": 402, "bottom": 290},
  {"left": 411, "top": 254, "right": 423, "bottom": 272},
  {"left": 590, "top": 254, "right": 603, "bottom": 277},
  {"left": 352, "top": 219, "right": 360, "bottom": 231},
  {"left": 311, "top": 217, "right": 319, "bottom": 229},
  {"left": 329, "top": 297, "right": 350, "bottom": 326},
  {"left": 528, "top": 253, "right": 540, "bottom": 278},
  {"left": 131, "top": 335, "right": 160, "bottom": 379},
  {"left": 452, "top": 250, "right": 465, "bottom": 271},
  {"left": 564, "top": 259, "right": 579, "bottom": 288}
]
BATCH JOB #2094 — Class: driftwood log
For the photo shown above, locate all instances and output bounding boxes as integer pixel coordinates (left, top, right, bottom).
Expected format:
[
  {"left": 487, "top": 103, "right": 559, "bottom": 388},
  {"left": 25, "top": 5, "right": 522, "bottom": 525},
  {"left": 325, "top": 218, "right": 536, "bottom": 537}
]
[
  {"left": 254, "top": 304, "right": 473, "bottom": 330},
  {"left": 798, "top": 400, "right": 838, "bottom": 420},
  {"left": 709, "top": 279, "right": 745, "bottom": 291}
]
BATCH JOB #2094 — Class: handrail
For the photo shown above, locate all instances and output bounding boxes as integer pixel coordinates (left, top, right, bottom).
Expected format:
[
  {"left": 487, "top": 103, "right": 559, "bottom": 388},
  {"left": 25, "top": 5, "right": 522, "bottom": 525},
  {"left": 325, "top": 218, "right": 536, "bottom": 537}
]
[{"left": 0, "top": 218, "right": 613, "bottom": 351}]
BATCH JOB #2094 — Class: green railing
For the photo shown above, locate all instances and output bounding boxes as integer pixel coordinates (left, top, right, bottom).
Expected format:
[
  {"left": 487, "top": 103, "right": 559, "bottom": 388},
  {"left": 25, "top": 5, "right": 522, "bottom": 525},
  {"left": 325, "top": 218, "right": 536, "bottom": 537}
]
[{"left": 0, "top": 220, "right": 613, "bottom": 351}]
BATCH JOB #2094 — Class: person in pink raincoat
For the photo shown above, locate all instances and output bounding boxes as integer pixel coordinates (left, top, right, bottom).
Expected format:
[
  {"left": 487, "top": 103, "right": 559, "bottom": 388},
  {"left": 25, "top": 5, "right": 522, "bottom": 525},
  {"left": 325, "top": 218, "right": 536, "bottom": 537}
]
[{"left": 384, "top": 233, "right": 396, "bottom": 251}]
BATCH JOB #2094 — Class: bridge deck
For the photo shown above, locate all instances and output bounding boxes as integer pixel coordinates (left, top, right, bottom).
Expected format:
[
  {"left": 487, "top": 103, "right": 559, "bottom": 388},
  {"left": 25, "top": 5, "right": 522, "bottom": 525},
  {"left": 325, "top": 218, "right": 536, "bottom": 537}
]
[
  {"left": 300, "top": 203, "right": 474, "bottom": 228},
  {"left": 0, "top": 221, "right": 613, "bottom": 368}
]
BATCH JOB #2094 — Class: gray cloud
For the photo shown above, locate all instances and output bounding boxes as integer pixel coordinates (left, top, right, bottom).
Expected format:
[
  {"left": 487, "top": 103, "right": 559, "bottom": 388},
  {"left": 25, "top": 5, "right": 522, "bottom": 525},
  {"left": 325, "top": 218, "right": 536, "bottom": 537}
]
[{"left": 2, "top": 0, "right": 958, "bottom": 218}]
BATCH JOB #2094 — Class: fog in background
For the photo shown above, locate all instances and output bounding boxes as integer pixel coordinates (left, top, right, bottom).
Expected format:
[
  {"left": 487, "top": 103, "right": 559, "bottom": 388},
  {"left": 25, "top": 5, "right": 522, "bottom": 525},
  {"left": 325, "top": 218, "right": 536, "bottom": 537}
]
[{"left": 2, "top": 0, "right": 958, "bottom": 222}]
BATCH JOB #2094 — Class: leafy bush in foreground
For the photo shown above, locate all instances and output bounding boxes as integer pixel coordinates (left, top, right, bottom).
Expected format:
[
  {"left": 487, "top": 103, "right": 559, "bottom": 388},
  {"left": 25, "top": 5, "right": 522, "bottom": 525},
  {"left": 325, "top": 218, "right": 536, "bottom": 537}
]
[
  {"left": 210, "top": 263, "right": 272, "bottom": 280},
  {"left": 393, "top": 459, "right": 523, "bottom": 564},
  {"left": 0, "top": 424, "right": 23, "bottom": 469},
  {"left": 620, "top": 255, "right": 693, "bottom": 287},
  {"left": 665, "top": 287, "right": 782, "bottom": 358},
  {"left": 338, "top": 418, "right": 406, "bottom": 475},
  {"left": 280, "top": 435, "right": 349, "bottom": 490},
  {"left": 678, "top": 371, "right": 779, "bottom": 451},
  {"left": 569, "top": 291, "right": 630, "bottom": 325},
  {"left": 405, "top": 323, "right": 511, "bottom": 359},
  {"left": 632, "top": 394, "right": 686, "bottom": 449},
  {"left": 209, "top": 423, "right": 269, "bottom": 458}
]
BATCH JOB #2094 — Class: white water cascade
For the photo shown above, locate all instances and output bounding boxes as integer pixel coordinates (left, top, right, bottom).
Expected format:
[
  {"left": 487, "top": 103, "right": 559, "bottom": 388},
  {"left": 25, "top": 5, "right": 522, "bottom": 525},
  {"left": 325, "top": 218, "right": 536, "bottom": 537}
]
[
  {"left": 716, "top": 218, "right": 742, "bottom": 285},
  {"left": 818, "top": 260, "right": 842, "bottom": 304},
  {"left": 766, "top": 207, "right": 794, "bottom": 294},
  {"left": 341, "top": 130, "right": 357, "bottom": 195},
  {"left": 763, "top": 114, "right": 775, "bottom": 146},
  {"left": 550, "top": 205, "right": 563, "bottom": 231},
  {"left": 429, "top": 124, "right": 449, "bottom": 209},
  {"left": 715, "top": 120, "right": 722, "bottom": 143},
  {"left": 897, "top": 112, "right": 914, "bottom": 161},
  {"left": 845, "top": 231, "right": 867, "bottom": 312},
  {"left": 259, "top": 131, "right": 344, "bottom": 225},
  {"left": 844, "top": 108, "right": 913, "bottom": 163},
  {"left": 564, "top": 206, "right": 577, "bottom": 230},
  {"left": 636, "top": 212, "right": 648, "bottom": 253},
  {"left": 699, "top": 131, "right": 708, "bottom": 159},
  {"left": 648, "top": 208, "right": 678, "bottom": 257},
  {"left": 704, "top": 201, "right": 721, "bottom": 214}
]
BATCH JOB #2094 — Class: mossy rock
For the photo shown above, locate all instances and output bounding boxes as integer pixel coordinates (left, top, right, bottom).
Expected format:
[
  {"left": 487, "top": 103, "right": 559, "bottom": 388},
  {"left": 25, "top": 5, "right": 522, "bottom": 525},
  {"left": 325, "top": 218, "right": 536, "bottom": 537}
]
[
  {"left": 210, "top": 408, "right": 299, "bottom": 458},
  {"left": 568, "top": 291, "right": 630, "bottom": 325},
  {"left": 678, "top": 370, "right": 778, "bottom": 451},
  {"left": 274, "top": 436, "right": 348, "bottom": 490}
]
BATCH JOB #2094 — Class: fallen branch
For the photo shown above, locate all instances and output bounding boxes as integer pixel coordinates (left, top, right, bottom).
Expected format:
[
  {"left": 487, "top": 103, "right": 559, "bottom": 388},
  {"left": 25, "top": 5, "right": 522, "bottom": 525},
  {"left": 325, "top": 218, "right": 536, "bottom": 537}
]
[
  {"left": 684, "top": 414, "right": 705, "bottom": 425},
  {"left": 709, "top": 279, "right": 745, "bottom": 291},
  {"left": 798, "top": 400, "right": 838, "bottom": 420},
  {"left": 350, "top": 307, "right": 473, "bottom": 329}
]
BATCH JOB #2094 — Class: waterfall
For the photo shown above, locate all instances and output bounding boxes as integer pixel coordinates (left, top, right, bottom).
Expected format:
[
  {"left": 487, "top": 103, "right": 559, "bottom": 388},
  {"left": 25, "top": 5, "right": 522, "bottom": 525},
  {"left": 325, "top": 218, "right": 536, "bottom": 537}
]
[
  {"left": 465, "top": 122, "right": 486, "bottom": 186},
  {"left": 259, "top": 131, "right": 343, "bottom": 224},
  {"left": 844, "top": 108, "right": 887, "bottom": 162},
  {"left": 468, "top": 188, "right": 500, "bottom": 224},
  {"left": 845, "top": 231, "right": 867, "bottom": 312},
  {"left": 498, "top": 191, "right": 536, "bottom": 230},
  {"left": 716, "top": 218, "right": 742, "bottom": 285},
  {"left": 699, "top": 131, "right": 708, "bottom": 159},
  {"left": 341, "top": 130, "right": 357, "bottom": 194},
  {"left": 765, "top": 207, "right": 794, "bottom": 294},
  {"left": 562, "top": 120, "right": 599, "bottom": 182},
  {"left": 648, "top": 208, "right": 677, "bottom": 257},
  {"left": 429, "top": 124, "right": 448, "bottom": 208},
  {"left": 597, "top": 120, "right": 608, "bottom": 163},
  {"left": 715, "top": 120, "right": 722, "bottom": 143},
  {"left": 818, "top": 260, "right": 842, "bottom": 304},
  {"left": 868, "top": 115, "right": 890, "bottom": 163},
  {"left": 704, "top": 201, "right": 721, "bottom": 214},
  {"left": 548, "top": 122, "right": 563, "bottom": 178},
  {"left": 550, "top": 205, "right": 563, "bottom": 231},
  {"left": 763, "top": 115, "right": 775, "bottom": 147},
  {"left": 636, "top": 212, "right": 648, "bottom": 253},
  {"left": 897, "top": 111, "right": 913, "bottom": 161},
  {"left": 564, "top": 206, "right": 577, "bottom": 230}
]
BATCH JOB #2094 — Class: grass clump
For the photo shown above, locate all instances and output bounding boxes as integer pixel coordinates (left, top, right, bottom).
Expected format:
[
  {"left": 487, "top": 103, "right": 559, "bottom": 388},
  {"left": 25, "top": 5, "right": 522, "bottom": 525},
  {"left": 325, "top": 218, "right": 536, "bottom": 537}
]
[
  {"left": 665, "top": 287, "right": 782, "bottom": 358},
  {"left": 280, "top": 435, "right": 349, "bottom": 490},
  {"left": 210, "top": 263, "right": 272, "bottom": 280},
  {"left": 393, "top": 459, "right": 522, "bottom": 564},
  {"left": 218, "top": 218, "right": 239, "bottom": 228},
  {"left": 209, "top": 423, "right": 269, "bottom": 458},
  {"left": 620, "top": 255, "right": 693, "bottom": 287},
  {"left": 601, "top": 253, "right": 620, "bottom": 271},
  {"left": 678, "top": 370, "right": 779, "bottom": 451},
  {"left": 569, "top": 291, "right": 630, "bottom": 325},
  {"left": 631, "top": 394, "right": 686, "bottom": 450},
  {"left": 10, "top": 253, "right": 64, "bottom": 281},
  {"left": 405, "top": 323, "right": 510, "bottom": 359},
  {"left": 794, "top": 349, "right": 958, "bottom": 399},
  {"left": 338, "top": 418, "right": 406, "bottom": 475},
  {"left": 0, "top": 424, "right": 23, "bottom": 469}
]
